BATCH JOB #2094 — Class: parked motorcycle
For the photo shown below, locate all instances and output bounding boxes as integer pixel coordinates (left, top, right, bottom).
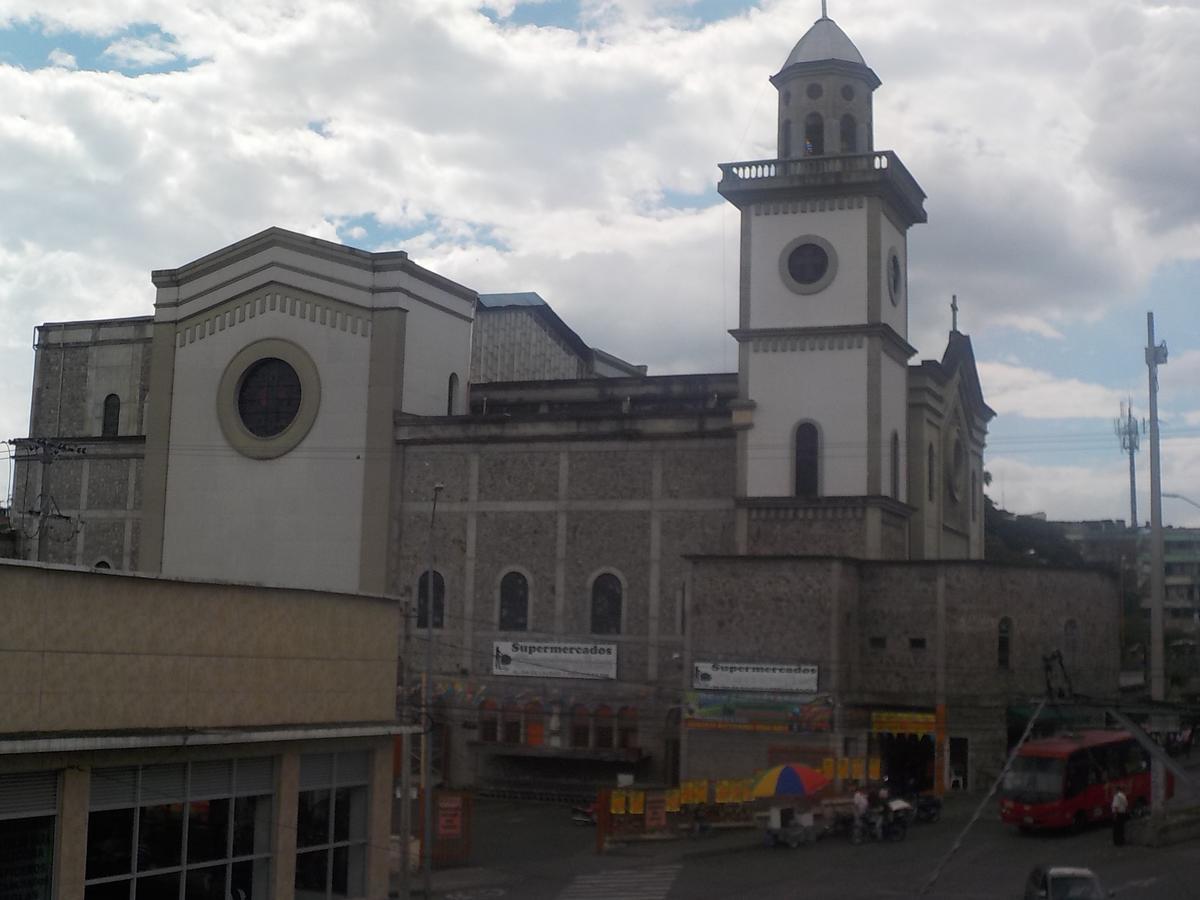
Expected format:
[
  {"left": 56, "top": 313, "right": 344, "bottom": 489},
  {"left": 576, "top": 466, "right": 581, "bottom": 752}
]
[
  {"left": 850, "top": 802, "right": 909, "bottom": 844},
  {"left": 901, "top": 792, "right": 942, "bottom": 824}
]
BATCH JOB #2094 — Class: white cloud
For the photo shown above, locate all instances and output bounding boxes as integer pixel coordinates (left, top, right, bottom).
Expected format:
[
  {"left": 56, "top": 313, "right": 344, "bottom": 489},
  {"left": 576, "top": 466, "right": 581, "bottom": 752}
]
[
  {"left": 46, "top": 48, "right": 76, "bottom": 68},
  {"left": 976, "top": 362, "right": 1133, "bottom": 420},
  {"left": 1, "top": 0, "right": 1199, "bottom": 519}
]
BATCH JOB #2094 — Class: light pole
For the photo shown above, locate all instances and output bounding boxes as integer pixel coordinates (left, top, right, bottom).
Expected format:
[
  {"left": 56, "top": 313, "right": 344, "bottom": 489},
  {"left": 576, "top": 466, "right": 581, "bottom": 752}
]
[
  {"left": 1145, "top": 312, "right": 1167, "bottom": 702},
  {"left": 1164, "top": 493, "right": 1200, "bottom": 512},
  {"left": 422, "top": 482, "right": 444, "bottom": 898}
]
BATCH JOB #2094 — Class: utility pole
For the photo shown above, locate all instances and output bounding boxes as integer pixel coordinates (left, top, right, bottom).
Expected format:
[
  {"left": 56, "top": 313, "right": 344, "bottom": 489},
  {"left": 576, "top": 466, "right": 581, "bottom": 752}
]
[
  {"left": 1113, "top": 401, "right": 1141, "bottom": 529},
  {"left": 6, "top": 437, "right": 86, "bottom": 561},
  {"left": 422, "top": 482, "right": 444, "bottom": 898},
  {"left": 398, "top": 599, "right": 412, "bottom": 900},
  {"left": 1144, "top": 313, "right": 1168, "bottom": 703}
]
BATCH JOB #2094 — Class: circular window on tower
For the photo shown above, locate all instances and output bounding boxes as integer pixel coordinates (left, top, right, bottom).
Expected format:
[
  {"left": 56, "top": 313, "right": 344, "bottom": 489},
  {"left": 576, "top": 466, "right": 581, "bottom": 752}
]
[
  {"left": 841, "top": 84, "right": 856, "bottom": 101},
  {"left": 806, "top": 82, "right": 823, "bottom": 100},
  {"left": 218, "top": 338, "right": 321, "bottom": 459},
  {"left": 779, "top": 235, "right": 839, "bottom": 295},
  {"left": 887, "top": 247, "right": 904, "bottom": 306}
]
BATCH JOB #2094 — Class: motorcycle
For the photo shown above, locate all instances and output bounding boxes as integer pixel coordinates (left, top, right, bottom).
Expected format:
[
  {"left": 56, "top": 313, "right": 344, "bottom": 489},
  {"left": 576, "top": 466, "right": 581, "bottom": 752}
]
[
  {"left": 850, "top": 802, "right": 909, "bottom": 844},
  {"left": 901, "top": 792, "right": 942, "bottom": 824}
]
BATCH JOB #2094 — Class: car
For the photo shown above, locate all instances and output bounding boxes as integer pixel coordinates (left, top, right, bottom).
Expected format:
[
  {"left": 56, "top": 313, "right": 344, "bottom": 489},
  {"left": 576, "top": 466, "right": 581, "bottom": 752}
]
[{"left": 1022, "top": 865, "right": 1111, "bottom": 899}]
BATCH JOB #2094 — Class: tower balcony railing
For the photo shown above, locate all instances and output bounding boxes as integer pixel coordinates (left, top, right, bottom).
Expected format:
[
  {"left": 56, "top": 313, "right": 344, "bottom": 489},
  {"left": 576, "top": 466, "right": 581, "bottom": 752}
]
[{"left": 718, "top": 150, "right": 926, "bottom": 222}]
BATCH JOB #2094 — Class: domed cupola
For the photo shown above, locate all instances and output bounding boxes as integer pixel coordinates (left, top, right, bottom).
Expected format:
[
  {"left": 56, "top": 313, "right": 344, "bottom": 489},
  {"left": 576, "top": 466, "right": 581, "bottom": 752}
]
[{"left": 771, "top": 4, "right": 880, "bottom": 159}]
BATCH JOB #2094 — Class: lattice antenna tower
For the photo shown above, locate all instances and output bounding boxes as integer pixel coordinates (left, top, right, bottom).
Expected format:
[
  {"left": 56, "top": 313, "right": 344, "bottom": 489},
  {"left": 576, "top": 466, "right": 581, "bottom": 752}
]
[{"left": 1113, "top": 400, "right": 1142, "bottom": 529}]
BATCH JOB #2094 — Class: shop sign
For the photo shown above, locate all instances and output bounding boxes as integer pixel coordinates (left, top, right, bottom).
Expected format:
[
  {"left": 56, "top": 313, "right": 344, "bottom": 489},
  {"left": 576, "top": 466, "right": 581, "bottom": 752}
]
[
  {"left": 437, "top": 795, "right": 463, "bottom": 839},
  {"left": 692, "top": 661, "right": 818, "bottom": 693},
  {"left": 871, "top": 710, "right": 936, "bottom": 736},
  {"left": 645, "top": 793, "right": 667, "bottom": 829},
  {"left": 492, "top": 641, "right": 617, "bottom": 680}
]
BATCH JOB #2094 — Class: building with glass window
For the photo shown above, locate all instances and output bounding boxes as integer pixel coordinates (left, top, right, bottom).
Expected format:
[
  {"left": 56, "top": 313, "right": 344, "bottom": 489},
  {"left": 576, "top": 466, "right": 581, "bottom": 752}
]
[
  {"left": 0, "top": 558, "right": 404, "bottom": 900},
  {"left": 7, "top": 11, "right": 1119, "bottom": 800}
]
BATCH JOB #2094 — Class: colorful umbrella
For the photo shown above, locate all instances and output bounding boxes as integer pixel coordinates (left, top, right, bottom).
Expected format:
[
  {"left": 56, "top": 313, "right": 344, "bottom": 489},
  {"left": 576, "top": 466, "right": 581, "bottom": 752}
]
[{"left": 751, "top": 763, "right": 830, "bottom": 799}]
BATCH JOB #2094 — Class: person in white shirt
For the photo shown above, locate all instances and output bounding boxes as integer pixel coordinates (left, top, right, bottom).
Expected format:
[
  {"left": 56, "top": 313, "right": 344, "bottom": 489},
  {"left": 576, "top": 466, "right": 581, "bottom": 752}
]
[{"left": 1111, "top": 788, "right": 1129, "bottom": 846}]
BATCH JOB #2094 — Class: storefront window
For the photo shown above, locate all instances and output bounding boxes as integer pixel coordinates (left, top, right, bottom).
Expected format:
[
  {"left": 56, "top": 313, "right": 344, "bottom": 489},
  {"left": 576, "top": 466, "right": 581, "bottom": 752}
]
[
  {"left": 295, "top": 752, "right": 369, "bottom": 900},
  {"left": 84, "top": 759, "right": 274, "bottom": 900},
  {"left": 0, "top": 770, "right": 57, "bottom": 900}
]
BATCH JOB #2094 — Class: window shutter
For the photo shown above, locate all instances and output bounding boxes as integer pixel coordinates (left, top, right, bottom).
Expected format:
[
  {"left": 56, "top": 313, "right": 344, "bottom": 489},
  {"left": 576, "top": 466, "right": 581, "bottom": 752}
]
[
  {"left": 189, "top": 761, "right": 233, "bottom": 799},
  {"left": 90, "top": 767, "right": 137, "bottom": 810},
  {"left": 235, "top": 758, "right": 275, "bottom": 796},
  {"left": 0, "top": 771, "right": 58, "bottom": 820},
  {"left": 336, "top": 752, "right": 370, "bottom": 786},
  {"left": 140, "top": 764, "right": 186, "bottom": 804},
  {"left": 300, "top": 754, "right": 333, "bottom": 790}
]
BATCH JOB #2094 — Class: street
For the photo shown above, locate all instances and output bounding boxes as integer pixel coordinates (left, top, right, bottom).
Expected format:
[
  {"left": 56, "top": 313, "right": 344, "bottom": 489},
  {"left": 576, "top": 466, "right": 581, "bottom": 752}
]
[{"left": 426, "top": 796, "right": 1200, "bottom": 899}]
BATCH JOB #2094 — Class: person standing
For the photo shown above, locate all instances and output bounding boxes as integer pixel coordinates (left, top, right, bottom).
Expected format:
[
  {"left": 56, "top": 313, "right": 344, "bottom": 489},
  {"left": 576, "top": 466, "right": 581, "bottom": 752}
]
[{"left": 1111, "top": 788, "right": 1129, "bottom": 846}]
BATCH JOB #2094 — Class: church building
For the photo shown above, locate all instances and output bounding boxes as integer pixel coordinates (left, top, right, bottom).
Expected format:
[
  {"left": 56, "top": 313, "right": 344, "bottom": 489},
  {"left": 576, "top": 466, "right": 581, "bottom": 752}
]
[{"left": 10, "top": 10, "right": 1118, "bottom": 796}]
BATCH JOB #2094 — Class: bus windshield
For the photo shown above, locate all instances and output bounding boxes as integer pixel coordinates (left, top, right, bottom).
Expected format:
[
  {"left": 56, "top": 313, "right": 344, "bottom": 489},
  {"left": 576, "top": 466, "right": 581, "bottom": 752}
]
[{"left": 1002, "top": 756, "right": 1064, "bottom": 803}]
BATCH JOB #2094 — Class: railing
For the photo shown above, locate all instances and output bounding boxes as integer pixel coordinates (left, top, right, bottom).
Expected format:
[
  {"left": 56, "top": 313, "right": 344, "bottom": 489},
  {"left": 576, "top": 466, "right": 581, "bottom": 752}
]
[{"left": 718, "top": 151, "right": 926, "bottom": 205}]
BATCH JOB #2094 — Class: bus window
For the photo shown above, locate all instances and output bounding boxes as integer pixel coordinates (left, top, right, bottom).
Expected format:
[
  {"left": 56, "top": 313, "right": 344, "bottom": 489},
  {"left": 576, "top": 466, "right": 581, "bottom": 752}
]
[{"left": 1064, "top": 754, "right": 1090, "bottom": 798}]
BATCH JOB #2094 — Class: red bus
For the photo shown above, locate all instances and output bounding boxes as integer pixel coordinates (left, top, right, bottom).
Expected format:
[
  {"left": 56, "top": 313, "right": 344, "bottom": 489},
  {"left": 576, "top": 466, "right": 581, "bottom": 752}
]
[{"left": 999, "top": 730, "right": 1157, "bottom": 831}]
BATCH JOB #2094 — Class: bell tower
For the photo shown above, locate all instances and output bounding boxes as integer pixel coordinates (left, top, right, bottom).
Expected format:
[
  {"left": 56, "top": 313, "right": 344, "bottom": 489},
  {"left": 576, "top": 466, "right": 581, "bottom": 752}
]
[{"left": 719, "top": 5, "right": 927, "bottom": 559}]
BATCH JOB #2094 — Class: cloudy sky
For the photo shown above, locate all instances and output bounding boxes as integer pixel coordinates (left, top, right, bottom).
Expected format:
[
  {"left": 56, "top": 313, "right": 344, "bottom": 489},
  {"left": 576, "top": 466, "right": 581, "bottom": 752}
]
[{"left": 1, "top": 0, "right": 1198, "bottom": 526}]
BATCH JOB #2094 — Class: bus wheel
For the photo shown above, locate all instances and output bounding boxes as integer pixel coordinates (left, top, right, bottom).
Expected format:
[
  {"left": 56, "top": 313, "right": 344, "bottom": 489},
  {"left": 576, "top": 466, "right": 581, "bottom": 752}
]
[{"left": 1133, "top": 798, "right": 1148, "bottom": 818}]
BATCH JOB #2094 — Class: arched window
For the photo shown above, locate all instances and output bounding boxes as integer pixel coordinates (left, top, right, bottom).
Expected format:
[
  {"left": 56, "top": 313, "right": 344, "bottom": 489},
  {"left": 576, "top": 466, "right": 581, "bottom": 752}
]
[
  {"left": 569, "top": 704, "right": 591, "bottom": 748},
  {"left": 927, "top": 444, "right": 936, "bottom": 503},
  {"left": 840, "top": 114, "right": 857, "bottom": 153},
  {"left": 948, "top": 438, "right": 964, "bottom": 504},
  {"left": 502, "top": 703, "right": 522, "bottom": 744},
  {"left": 781, "top": 119, "right": 792, "bottom": 158},
  {"left": 804, "top": 113, "right": 824, "bottom": 156},
  {"left": 971, "top": 471, "right": 979, "bottom": 521},
  {"left": 594, "top": 705, "right": 615, "bottom": 749},
  {"left": 479, "top": 700, "right": 499, "bottom": 743},
  {"left": 94, "top": 560, "right": 111, "bottom": 570},
  {"left": 498, "top": 571, "right": 529, "bottom": 631},
  {"left": 890, "top": 431, "right": 901, "bottom": 500},
  {"left": 795, "top": 422, "right": 819, "bottom": 498},
  {"left": 417, "top": 570, "right": 445, "bottom": 629},
  {"left": 618, "top": 707, "right": 639, "bottom": 750},
  {"left": 102, "top": 393, "right": 120, "bottom": 437},
  {"left": 447, "top": 372, "right": 459, "bottom": 415},
  {"left": 998, "top": 617, "right": 1012, "bottom": 670},
  {"left": 591, "top": 573, "right": 623, "bottom": 635},
  {"left": 524, "top": 701, "right": 545, "bottom": 747}
]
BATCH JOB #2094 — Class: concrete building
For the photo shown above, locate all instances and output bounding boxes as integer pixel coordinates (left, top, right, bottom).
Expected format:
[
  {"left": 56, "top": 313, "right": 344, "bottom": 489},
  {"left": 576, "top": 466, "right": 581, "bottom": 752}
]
[
  {"left": 0, "top": 558, "right": 404, "bottom": 900},
  {"left": 7, "top": 11, "right": 1119, "bottom": 796}
]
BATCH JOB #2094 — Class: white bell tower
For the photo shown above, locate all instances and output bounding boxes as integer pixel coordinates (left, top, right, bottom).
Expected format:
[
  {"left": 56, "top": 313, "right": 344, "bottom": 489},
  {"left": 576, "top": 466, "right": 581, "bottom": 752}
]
[{"left": 719, "top": 7, "right": 927, "bottom": 558}]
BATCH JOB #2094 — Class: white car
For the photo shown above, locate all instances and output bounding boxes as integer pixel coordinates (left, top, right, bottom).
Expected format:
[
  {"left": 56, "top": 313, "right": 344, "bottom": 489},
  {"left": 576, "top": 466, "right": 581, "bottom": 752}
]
[{"left": 1022, "top": 865, "right": 1111, "bottom": 900}]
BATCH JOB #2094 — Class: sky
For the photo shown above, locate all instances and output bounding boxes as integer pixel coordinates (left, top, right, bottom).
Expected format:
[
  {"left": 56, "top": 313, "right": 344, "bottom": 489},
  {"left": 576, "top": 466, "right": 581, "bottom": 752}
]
[{"left": 1, "top": 0, "right": 1198, "bottom": 526}]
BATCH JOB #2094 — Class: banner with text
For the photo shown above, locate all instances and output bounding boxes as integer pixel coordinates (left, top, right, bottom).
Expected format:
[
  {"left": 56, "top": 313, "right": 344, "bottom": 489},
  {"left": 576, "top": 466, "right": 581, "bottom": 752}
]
[
  {"left": 492, "top": 641, "right": 617, "bottom": 680},
  {"left": 693, "top": 661, "right": 818, "bottom": 693}
]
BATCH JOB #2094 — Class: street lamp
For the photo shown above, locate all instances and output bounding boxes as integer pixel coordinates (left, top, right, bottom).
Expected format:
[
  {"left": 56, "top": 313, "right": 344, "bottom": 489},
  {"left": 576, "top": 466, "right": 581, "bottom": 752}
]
[{"left": 1164, "top": 493, "right": 1200, "bottom": 512}]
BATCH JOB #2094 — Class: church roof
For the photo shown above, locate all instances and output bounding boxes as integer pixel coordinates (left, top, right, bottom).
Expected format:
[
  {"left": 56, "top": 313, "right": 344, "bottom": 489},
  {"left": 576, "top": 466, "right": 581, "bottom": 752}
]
[
  {"left": 781, "top": 16, "right": 866, "bottom": 68},
  {"left": 940, "top": 331, "right": 996, "bottom": 422}
]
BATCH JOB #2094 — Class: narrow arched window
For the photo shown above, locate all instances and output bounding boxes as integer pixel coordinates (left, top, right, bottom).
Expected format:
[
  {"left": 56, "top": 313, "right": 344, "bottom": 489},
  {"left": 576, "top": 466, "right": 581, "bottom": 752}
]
[
  {"left": 524, "top": 701, "right": 545, "bottom": 747},
  {"left": 927, "top": 444, "right": 936, "bottom": 503},
  {"left": 570, "top": 704, "right": 591, "bottom": 748},
  {"left": 890, "top": 431, "right": 901, "bottom": 500},
  {"left": 591, "top": 573, "right": 623, "bottom": 635},
  {"left": 804, "top": 113, "right": 824, "bottom": 156},
  {"left": 781, "top": 119, "right": 792, "bottom": 158},
  {"left": 447, "top": 372, "right": 459, "bottom": 415},
  {"left": 594, "top": 705, "right": 615, "bottom": 749},
  {"left": 618, "top": 707, "right": 639, "bottom": 750},
  {"left": 502, "top": 703, "right": 522, "bottom": 744},
  {"left": 795, "top": 423, "right": 819, "bottom": 498},
  {"left": 479, "top": 700, "right": 499, "bottom": 742},
  {"left": 840, "top": 114, "right": 857, "bottom": 154},
  {"left": 971, "top": 471, "right": 979, "bottom": 521},
  {"left": 998, "top": 617, "right": 1012, "bottom": 670},
  {"left": 102, "top": 393, "right": 120, "bottom": 437},
  {"left": 499, "top": 570, "right": 529, "bottom": 631},
  {"left": 417, "top": 570, "right": 445, "bottom": 629}
]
